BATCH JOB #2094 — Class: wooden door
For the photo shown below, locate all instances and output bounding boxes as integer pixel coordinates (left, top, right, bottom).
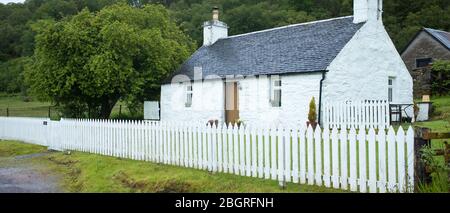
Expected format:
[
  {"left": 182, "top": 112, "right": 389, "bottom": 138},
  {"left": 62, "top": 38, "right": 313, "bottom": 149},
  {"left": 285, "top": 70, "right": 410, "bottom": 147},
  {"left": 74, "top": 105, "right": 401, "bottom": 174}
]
[{"left": 225, "top": 82, "right": 239, "bottom": 124}]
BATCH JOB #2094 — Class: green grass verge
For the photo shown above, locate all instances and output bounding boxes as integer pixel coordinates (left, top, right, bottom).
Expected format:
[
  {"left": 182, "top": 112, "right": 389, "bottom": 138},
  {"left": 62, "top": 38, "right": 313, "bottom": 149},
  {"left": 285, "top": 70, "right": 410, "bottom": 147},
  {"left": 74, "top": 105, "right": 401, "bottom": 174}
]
[
  {"left": 412, "top": 95, "right": 449, "bottom": 193},
  {"left": 0, "top": 140, "right": 345, "bottom": 193},
  {"left": 0, "top": 140, "right": 47, "bottom": 157},
  {"left": 0, "top": 93, "right": 52, "bottom": 118},
  {"left": 0, "top": 93, "right": 132, "bottom": 119}
]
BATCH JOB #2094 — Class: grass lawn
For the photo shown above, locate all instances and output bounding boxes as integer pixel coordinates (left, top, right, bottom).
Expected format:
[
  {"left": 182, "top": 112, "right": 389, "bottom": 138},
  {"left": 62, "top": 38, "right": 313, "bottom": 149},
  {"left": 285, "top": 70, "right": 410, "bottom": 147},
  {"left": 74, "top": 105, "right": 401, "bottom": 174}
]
[
  {"left": 414, "top": 95, "right": 450, "bottom": 132},
  {"left": 0, "top": 93, "right": 130, "bottom": 119},
  {"left": 0, "top": 140, "right": 345, "bottom": 193},
  {"left": 411, "top": 96, "right": 449, "bottom": 192},
  {"left": 0, "top": 93, "right": 52, "bottom": 118}
]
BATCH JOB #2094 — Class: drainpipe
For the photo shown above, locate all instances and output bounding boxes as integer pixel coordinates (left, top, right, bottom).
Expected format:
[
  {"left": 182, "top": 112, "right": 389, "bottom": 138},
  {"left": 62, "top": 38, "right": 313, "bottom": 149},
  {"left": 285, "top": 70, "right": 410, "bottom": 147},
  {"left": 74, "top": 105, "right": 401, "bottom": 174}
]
[{"left": 318, "top": 70, "right": 328, "bottom": 127}]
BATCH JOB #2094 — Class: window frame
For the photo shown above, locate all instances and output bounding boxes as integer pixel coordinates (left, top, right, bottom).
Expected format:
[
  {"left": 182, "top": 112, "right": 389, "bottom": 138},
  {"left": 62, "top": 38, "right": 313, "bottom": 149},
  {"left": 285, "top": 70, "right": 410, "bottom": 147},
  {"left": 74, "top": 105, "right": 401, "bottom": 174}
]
[
  {"left": 269, "top": 76, "right": 282, "bottom": 107},
  {"left": 416, "top": 58, "right": 432, "bottom": 68},
  {"left": 388, "top": 77, "right": 395, "bottom": 103},
  {"left": 185, "top": 84, "right": 193, "bottom": 108}
]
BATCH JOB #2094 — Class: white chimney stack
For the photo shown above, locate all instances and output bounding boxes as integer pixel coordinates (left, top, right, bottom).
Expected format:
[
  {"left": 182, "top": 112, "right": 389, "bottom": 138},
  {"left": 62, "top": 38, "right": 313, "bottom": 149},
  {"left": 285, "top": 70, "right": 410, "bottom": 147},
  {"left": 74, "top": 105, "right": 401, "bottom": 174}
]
[
  {"left": 203, "top": 7, "right": 228, "bottom": 46},
  {"left": 353, "top": 0, "right": 383, "bottom": 23}
]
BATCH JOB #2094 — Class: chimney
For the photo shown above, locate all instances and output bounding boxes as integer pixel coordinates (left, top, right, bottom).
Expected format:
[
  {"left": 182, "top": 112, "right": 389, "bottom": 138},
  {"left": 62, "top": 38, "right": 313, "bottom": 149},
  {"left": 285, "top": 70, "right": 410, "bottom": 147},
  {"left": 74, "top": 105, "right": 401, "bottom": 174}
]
[
  {"left": 353, "top": 0, "right": 383, "bottom": 23},
  {"left": 203, "top": 7, "right": 228, "bottom": 46}
]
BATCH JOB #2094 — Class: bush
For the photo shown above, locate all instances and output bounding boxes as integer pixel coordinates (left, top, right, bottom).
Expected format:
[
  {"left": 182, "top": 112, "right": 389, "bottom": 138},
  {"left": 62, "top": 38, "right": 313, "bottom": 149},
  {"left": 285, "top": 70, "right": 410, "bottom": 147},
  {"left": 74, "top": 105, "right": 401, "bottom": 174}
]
[
  {"left": 110, "top": 112, "right": 144, "bottom": 120},
  {"left": 431, "top": 60, "right": 450, "bottom": 95},
  {"left": 308, "top": 97, "right": 317, "bottom": 122},
  {"left": 418, "top": 146, "right": 449, "bottom": 192}
]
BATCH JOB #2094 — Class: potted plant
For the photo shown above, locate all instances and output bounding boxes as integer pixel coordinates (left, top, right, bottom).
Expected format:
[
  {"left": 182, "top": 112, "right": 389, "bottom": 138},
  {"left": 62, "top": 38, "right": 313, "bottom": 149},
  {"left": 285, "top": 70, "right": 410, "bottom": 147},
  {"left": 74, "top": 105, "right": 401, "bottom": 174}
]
[{"left": 307, "top": 97, "right": 318, "bottom": 129}]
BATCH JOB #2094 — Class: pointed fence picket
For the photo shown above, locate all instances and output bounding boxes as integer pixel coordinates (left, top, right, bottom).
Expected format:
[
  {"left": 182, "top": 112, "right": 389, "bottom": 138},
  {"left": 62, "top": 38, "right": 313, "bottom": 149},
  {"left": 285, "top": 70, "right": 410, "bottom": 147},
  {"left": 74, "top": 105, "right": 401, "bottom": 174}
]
[{"left": 0, "top": 116, "right": 415, "bottom": 193}]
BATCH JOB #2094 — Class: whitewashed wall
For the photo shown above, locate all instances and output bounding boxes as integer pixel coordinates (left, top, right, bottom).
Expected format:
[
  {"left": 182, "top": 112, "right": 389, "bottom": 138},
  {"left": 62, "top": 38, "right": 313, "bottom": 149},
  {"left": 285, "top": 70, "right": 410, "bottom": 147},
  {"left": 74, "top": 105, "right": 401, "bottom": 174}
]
[
  {"left": 239, "top": 73, "right": 322, "bottom": 126},
  {"left": 161, "top": 79, "right": 225, "bottom": 123},
  {"left": 323, "top": 20, "right": 413, "bottom": 106},
  {"left": 161, "top": 73, "right": 322, "bottom": 126}
]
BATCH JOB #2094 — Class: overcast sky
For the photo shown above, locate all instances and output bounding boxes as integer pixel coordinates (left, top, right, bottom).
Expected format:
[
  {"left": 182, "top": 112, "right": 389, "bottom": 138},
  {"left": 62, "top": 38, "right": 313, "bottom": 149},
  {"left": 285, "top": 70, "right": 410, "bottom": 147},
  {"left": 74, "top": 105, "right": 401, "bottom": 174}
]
[{"left": 0, "top": 0, "right": 25, "bottom": 4}]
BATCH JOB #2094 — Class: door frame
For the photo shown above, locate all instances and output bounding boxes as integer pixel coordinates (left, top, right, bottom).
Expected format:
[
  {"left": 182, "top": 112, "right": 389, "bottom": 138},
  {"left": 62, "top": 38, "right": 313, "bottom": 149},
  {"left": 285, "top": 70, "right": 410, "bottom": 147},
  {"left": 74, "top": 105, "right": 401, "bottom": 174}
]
[{"left": 224, "top": 80, "right": 239, "bottom": 125}]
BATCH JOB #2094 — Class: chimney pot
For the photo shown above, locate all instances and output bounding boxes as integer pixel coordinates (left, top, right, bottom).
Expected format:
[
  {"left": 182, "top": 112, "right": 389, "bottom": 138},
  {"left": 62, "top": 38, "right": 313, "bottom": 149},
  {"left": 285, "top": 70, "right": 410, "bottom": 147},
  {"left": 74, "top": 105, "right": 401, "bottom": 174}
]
[{"left": 212, "top": 6, "right": 219, "bottom": 21}]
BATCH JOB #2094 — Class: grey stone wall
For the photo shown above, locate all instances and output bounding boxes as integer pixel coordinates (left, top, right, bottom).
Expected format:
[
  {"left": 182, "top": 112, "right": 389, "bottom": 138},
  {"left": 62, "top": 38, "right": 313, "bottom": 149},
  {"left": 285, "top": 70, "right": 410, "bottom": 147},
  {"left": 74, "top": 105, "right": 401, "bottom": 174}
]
[
  {"left": 401, "top": 30, "right": 450, "bottom": 98},
  {"left": 401, "top": 31, "right": 450, "bottom": 72},
  {"left": 411, "top": 67, "right": 432, "bottom": 98}
]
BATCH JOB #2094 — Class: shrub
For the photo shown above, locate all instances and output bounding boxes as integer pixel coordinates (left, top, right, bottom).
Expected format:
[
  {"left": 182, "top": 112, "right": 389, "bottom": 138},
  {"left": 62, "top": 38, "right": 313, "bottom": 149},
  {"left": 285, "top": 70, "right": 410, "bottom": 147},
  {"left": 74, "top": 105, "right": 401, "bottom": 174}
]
[
  {"left": 308, "top": 97, "right": 317, "bottom": 122},
  {"left": 431, "top": 60, "right": 450, "bottom": 95}
]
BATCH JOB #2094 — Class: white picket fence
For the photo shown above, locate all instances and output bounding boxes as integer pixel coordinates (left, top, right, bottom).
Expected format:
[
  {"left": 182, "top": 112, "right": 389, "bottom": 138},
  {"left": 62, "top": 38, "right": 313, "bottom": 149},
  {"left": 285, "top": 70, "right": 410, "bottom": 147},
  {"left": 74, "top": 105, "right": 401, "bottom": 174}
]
[
  {"left": 323, "top": 100, "right": 390, "bottom": 129},
  {"left": 0, "top": 117, "right": 415, "bottom": 193}
]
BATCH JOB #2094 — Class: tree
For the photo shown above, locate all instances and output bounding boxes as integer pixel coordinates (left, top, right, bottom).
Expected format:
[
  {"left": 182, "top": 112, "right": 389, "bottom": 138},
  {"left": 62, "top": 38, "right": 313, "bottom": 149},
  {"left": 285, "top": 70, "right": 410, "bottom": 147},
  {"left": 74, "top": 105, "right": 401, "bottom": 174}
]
[
  {"left": 308, "top": 97, "right": 317, "bottom": 123},
  {"left": 25, "top": 4, "right": 195, "bottom": 118},
  {"left": 0, "top": 57, "right": 29, "bottom": 94}
]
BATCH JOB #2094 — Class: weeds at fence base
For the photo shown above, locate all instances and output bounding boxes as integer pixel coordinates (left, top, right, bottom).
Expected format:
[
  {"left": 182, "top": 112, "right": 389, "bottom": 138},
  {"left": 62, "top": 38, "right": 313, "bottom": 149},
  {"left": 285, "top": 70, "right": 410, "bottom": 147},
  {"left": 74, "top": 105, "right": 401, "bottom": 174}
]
[
  {"left": 113, "top": 170, "right": 197, "bottom": 193},
  {"left": 47, "top": 156, "right": 78, "bottom": 166}
]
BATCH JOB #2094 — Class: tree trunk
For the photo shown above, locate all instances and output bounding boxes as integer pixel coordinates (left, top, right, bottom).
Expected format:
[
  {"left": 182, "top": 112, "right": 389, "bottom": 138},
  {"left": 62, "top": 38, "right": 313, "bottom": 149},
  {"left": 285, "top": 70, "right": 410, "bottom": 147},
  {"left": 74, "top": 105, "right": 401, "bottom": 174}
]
[{"left": 99, "top": 97, "right": 119, "bottom": 119}]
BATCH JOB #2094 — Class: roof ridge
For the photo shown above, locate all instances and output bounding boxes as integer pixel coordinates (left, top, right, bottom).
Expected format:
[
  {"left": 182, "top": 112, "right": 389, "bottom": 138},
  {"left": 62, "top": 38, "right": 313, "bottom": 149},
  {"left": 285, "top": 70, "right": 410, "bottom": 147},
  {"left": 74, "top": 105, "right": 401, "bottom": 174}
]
[
  {"left": 223, "top": 16, "right": 355, "bottom": 40},
  {"left": 424, "top": 28, "right": 450, "bottom": 34}
]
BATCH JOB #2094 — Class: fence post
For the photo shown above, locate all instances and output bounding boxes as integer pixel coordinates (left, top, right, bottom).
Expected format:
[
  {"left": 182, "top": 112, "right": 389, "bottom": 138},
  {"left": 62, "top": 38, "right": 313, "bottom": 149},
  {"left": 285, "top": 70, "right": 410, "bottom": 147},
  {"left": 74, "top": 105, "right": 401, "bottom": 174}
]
[
  {"left": 6, "top": 108, "right": 9, "bottom": 117},
  {"left": 414, "top": 127, "right": 431, "bottom": 191},
  {"left": 48, "top": 106, "right": 51, "bottom": 118}
]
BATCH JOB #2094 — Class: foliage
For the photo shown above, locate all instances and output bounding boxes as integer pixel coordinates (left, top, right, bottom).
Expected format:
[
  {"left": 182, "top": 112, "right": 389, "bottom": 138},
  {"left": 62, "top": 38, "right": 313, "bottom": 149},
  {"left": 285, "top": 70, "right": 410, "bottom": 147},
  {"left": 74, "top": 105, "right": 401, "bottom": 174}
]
[
  {"left": 110, "top": 111, "right": 144, "bottom": 120},
  {"left": 25, "top": 4, "right": 195, "bottom": 118},
  {"left": 0, "top": 57, "right": 30, "bottom": 94},
  {"left": 308, "top": 97, "right": 317, "bottom": 123},
  {"left": 418, "top": 145, "right": 449, "bottom": 192},
  {"left": 1, "top": 0, "right": 449, "bottom": 114},
  {"left": 431, "top": 60, "right": 450, "bottom": 96},
  {"left": 2, "top": 0, "right": 448, "bottom": 62}
]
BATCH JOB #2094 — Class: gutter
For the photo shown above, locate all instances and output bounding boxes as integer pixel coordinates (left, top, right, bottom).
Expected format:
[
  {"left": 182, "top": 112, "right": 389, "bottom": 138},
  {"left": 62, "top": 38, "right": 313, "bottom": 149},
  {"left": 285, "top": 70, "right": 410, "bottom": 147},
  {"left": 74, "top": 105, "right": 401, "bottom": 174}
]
[{"left": 318, "top": 70, "right": 328, "bottom": 126}]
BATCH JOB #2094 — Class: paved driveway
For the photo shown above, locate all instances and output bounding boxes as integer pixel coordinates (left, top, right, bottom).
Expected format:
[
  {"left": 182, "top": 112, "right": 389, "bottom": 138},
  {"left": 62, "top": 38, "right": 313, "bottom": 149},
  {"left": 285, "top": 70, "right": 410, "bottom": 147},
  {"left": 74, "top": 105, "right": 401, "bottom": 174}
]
[{"left": 0, "top": 154, "right": 62, "bottom": 193}]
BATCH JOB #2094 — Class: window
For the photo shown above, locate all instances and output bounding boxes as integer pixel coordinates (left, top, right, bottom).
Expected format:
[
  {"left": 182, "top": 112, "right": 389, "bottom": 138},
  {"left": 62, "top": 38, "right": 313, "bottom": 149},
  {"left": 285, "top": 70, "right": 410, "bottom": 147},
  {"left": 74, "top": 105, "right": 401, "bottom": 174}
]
[
  {"left": 270, "top": 76, "right": 281, "bottom": 107},
  {"left": 185, "top": 84, "right": 193, "bottom": 107},
  {"left": 416, "top": 58, "right": 432, "bottom": 68},
  {"left": 388, "top": 77, "right": 395, "bottom": 103}
]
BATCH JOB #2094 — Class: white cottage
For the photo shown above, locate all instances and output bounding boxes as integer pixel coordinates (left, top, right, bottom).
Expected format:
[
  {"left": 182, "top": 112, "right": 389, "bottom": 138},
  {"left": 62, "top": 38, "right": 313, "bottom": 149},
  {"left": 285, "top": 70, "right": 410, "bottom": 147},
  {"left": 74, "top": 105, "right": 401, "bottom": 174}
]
[{"left": 160, "top": 0, "right": 413, "bottom": 126}]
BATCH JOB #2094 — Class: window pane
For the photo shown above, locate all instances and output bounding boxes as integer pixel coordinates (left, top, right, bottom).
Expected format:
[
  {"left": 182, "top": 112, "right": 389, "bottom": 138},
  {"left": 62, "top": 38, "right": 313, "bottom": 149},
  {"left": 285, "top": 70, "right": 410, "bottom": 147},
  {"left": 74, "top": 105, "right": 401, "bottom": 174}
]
[
  {"left": 274, "top": 80, "right": 281, "bottom": 87},
  {"left": 416, "top": 58, "right": 432, "bottom": 68},
  {"left": 388, "top": 88, "right": 393, "bottom": 102},
  {"left": 186, "top": 93, "right": 192, "bottom": 107},
  {"left": 273, "top": 89, "right": 281, "bottom": 107},
  {"left": 185, "top": 84, "right": 193, "bottom": 107}
]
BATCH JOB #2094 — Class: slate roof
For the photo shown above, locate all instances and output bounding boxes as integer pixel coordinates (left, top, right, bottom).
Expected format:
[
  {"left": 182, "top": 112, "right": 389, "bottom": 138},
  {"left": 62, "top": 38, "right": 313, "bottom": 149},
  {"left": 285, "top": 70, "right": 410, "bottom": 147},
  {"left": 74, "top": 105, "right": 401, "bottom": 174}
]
[
  {"left": 169, "top": 16, "right": 364, "bottom": 81},
  {"left": 424, "top": 28, "right": 450, "bottom": 50}
]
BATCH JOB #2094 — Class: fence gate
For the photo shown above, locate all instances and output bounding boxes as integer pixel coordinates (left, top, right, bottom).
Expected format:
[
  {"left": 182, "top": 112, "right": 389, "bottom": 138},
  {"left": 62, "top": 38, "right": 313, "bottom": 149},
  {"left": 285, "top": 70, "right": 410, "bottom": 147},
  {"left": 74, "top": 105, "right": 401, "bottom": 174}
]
[{"left": 322, "top": 100, "right": 390, "bottom": 129}]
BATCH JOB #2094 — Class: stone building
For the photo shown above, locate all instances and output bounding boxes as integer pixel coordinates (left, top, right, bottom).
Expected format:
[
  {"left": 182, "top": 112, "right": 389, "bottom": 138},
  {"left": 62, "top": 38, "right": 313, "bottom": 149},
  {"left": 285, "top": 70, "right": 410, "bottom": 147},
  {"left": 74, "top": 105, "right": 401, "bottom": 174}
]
[{"left": 401, "top": 28, "right": 450, "bottom": 98}]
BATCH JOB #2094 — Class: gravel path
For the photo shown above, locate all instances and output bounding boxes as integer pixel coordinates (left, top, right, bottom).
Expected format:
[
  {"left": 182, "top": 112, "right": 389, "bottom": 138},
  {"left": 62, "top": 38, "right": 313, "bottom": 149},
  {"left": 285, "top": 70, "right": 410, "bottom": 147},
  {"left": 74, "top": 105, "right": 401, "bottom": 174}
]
[{"left": 0, "top": 153, "right": 63, "bottom": 193}]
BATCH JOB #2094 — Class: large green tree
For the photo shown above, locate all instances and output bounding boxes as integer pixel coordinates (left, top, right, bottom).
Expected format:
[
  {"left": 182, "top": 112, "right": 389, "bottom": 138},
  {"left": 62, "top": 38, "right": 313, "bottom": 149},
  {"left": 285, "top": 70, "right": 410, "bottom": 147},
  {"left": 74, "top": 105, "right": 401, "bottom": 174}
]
[{"left": 25, "top": 4, "right": 195, "bottom": 118}]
